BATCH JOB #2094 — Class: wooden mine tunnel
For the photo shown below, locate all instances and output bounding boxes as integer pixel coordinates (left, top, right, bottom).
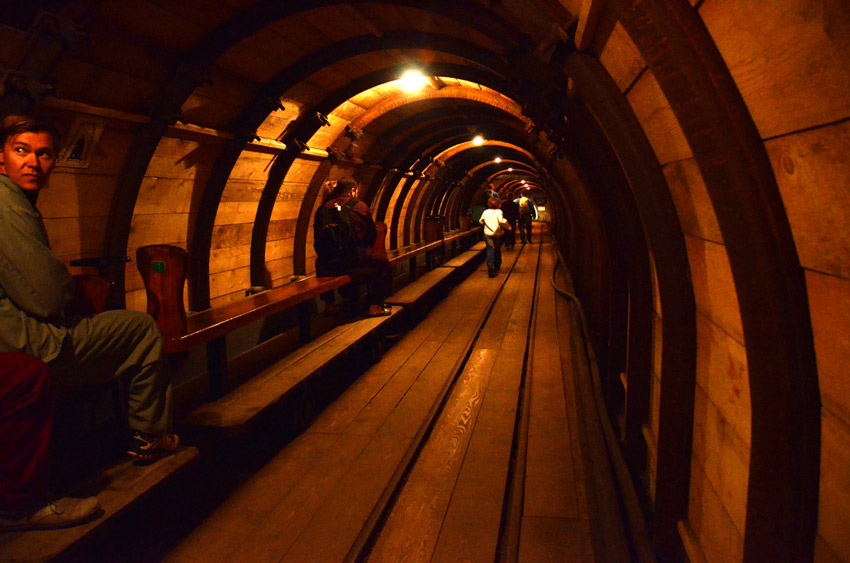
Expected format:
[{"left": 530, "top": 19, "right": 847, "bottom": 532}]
[{"left": 0, "top": 1, "right": 848, "bottom": 561}]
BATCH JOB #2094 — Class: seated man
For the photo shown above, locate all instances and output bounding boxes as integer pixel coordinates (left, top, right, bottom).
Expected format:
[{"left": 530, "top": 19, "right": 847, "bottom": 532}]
[
  {"left": 0, "top": 115, "right": 178, "bottom": 464},
  {"left": 314, "top": 177, "right": 392, "bottom": 317},
  {"left": 0, "top": 352, "right": 100, "bottom": 530}
]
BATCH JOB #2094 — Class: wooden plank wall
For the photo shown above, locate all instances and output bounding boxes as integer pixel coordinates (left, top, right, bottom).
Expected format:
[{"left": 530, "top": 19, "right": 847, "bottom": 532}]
[
  {"left": 126, "top": 135, "right": 224, "bottom": 311},
  {"left": 595, "top": 0, "right": 850, "bottom": 560},
  {"left": 37, "top": 122, "right": 133, "bottom": 267}
]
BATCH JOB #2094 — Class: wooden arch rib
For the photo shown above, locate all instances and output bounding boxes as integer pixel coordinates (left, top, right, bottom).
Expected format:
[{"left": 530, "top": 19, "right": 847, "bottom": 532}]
[
  {"left": 438, "top": 140, "right": 537, "bottom": 164},
  {"left": 608, "top": 0, "right": 820, "bottom": 560},
  {"left": 105, "top": 1, "right": 520, "bottom": 305},
  {"left": 273, "top": 62, "right": 516, "bottom": 279},
  {"left": 404, "top": 126, "right": 536, "bottom": 243},
  {"left": 350, "top": 86, "right": 526, "bottom": 131},
  {"left": 184, "top": 35, "right": 509, "bottom": 305},
  {"left": 559, "top": 94, "right": 654, "bottom": 476},
  {"left": 565, "top": 51, "right": 697, "bottom": 559},
  {"left": 372, "top": 114, "right": 529, "bottom": 247},
  {"left": 249, "top": 50, "right": 518, "bottom": 285},
  {"left": 364, "top": 104, "right": 509, "bottom": 217}
]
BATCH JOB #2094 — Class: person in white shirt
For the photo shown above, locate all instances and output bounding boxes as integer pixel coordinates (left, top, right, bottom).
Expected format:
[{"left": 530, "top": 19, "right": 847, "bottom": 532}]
[{"left": 479, "top": 196, "right": 512, "bottom": 278}]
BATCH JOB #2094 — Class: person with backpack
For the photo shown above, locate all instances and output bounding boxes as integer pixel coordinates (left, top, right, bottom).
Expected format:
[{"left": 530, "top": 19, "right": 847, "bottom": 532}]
[
  {"left": 517, "top": 193, "right": 536, "bottom": 243},
  {"left": 314, "top": 177, "right": 392, "bottom": 317}
]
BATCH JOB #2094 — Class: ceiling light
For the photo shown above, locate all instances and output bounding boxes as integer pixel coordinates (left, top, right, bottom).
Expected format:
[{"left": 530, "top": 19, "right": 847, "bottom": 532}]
[
  {"left": 400, "top": 70, "right": 428, "bottom": 92},
  {"left": 495, "top": 157, "right": 501, "bottom": 163},
  {"left": 472, "top": 135, "right": 484, "bottom": 145}
]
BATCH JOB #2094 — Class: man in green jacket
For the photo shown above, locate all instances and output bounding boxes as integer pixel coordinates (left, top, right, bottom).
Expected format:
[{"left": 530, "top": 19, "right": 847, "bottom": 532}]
[{"left": 0, "top": 115, "right": 179, "bottom": 518}]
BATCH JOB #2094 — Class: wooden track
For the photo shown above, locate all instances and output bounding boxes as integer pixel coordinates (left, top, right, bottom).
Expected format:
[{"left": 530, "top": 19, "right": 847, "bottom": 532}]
[
  {"left": 156, "top": 234, "right": 615, "bottom": 562},
  {"left": 48, "top": 232, "right": 629, "bottom": 562}
]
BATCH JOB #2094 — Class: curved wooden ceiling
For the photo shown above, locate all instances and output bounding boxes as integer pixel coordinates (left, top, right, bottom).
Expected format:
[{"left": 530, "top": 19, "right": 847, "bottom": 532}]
[{"left": 1, "top": 3, "right": 831, "bottom": 558}]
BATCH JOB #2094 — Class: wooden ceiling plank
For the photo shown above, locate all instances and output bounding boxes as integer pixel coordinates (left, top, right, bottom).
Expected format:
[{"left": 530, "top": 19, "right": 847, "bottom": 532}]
[{"left": 575, "top": 0, "right": 605, "bottom": 51}]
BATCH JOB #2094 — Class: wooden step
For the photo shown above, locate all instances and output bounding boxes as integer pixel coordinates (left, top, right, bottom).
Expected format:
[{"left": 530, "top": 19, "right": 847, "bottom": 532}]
[
  {"left": 440, "top": 249, "right": 484, "bottom": 268},
  {"left": 180, "top": 310, "right": 400, "bottom": 434},
  {"left": 0, "top": 446, "right": 199, "bottom": 562},
  {"left": 384, "top": 267, "right": 454, "bottom": 306}
]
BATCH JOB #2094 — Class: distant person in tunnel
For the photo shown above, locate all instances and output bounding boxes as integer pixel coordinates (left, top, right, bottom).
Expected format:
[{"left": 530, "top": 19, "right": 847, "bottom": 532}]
[
  {"left": 479, "top": 196, "right": 511, "bottom": 278},
  {"left": 0, "top": 116, "right": 178, "bottom": 471},
  {"left": 314, "top": 177, "right": 392, "bottom": 317},
  {"left": 517, "top": 193, "right": 536, "bottom": 243}
]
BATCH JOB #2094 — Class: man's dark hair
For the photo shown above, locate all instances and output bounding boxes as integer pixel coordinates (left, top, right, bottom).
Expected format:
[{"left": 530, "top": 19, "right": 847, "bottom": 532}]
[
  {"left": 0, "top": 114, "right": 61, "bottom": 151},
  {"left": 332, "top": 177, "right": 357, "bottom": 197}
]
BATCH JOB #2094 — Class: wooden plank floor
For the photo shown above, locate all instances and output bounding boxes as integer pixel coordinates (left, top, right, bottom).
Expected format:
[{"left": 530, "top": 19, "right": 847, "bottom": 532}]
[
  {"left": 164, "top": 257, "right": 510, "bottom": 562},
  {"left": 370, "top": 239, "right": 541, "bottom": 562},
  {"left": 155, "top": 233, "right": 611, "bottom": 562}
]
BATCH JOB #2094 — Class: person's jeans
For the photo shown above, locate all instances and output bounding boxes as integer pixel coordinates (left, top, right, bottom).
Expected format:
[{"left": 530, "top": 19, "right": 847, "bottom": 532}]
[
  {"left": 518, "top": 213, "right": 532, "bottom": 243},
  {"left": 484, "top": 235, "right": 502, "bottom": 274},
  {"left": 50, "top": 310, "right": 172, "bottom": 435}
]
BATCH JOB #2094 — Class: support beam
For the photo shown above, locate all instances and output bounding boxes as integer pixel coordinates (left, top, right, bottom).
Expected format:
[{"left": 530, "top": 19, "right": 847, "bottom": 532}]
[
  {"left": 608, "top": 0, "right": 821, "bottom": 560},
  {"left": 575, "top": 0, "right": 605, "bottom": 51}
]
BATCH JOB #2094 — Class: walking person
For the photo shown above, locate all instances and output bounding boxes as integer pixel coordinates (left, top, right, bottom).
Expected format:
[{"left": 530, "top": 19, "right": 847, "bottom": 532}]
[
  {"left": 479, "top": 196, "right": 511, "bottom": 278},
  {"left": 517, "top": 193, "right": 535, "bottom": 243}
]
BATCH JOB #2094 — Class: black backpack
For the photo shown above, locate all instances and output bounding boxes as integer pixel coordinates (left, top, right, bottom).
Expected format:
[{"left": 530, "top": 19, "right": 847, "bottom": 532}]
[{"left": 314, "top": 198, "right": 360, "bottom": 273}]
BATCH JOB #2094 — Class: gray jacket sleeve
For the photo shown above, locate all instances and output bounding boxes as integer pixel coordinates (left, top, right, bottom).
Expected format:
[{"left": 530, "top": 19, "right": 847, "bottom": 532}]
[{"left": 0, "top": 201, "right": 74, "bottom": 319}]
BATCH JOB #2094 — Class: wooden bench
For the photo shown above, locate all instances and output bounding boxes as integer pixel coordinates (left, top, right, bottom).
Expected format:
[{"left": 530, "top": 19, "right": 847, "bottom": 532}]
[
  {"left": 442, "top": 226, "right": 482, "bottom": 255},
  {"left": 441, "top": 250, "right": 484, "bottom": 269},
  {"left": 384, "top": 267, "right": 456, "bottom": 307},
  {"left": 385, "top": 234, "right": 485, "bottom": 312},
  {"left": 181, "top": 307, "right": 401, "bottom": 436},
  {"left": 137, "top": 245, "right": 370, "bottom": 399},
  {"left": 386, "top": 226, "right": 481, "bottom": 280},
  {"left": 137, "top": 226, "right": 481, "bottom": 399},
  {"left": 182, "top": 233, "right": 480, "bottom": 436}
]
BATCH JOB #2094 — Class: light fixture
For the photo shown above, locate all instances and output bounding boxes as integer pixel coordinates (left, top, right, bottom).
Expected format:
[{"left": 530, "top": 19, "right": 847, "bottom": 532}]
[
  {"left": 472, "top": 135, "right": 484, "bottom": 145},
  {"left": 507, "top": 167, "right": 513, "bottom": 172},
  {"left": 400, "top": 70, "right": 428, "bottom": 92},
  {"left": 494, "top": 157, "right": 502, "bottom": 163}
]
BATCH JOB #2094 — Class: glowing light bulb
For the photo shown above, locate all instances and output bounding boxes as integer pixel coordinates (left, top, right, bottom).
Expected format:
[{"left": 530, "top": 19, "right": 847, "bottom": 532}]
[
  {"left": 472, "top": 135, "right": 484, "bottom": 145},
  {"left": 400, "top": 70, "right": 427, "bottom": 92},
  {"left": 495, "top": 157, "right": 501, "bottom": 163}
]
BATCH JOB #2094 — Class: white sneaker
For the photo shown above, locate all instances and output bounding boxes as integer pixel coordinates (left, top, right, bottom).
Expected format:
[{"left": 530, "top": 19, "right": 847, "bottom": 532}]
[{"left": 0, "top": 496, "right": 101, "bottom": 531}]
